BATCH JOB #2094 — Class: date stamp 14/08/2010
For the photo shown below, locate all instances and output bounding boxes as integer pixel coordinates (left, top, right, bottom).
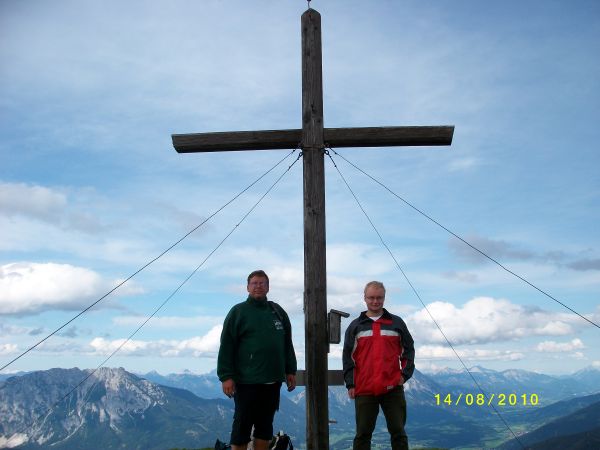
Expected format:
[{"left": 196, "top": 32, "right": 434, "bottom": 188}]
[{"left": 434, "top": 393, "right": 539, "bottom": 407}]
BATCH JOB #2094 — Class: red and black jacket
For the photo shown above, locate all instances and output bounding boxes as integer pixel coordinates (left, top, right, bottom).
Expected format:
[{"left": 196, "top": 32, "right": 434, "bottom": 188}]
[{"left": 343, "top": 308, "right": 415, "bottom": 396}]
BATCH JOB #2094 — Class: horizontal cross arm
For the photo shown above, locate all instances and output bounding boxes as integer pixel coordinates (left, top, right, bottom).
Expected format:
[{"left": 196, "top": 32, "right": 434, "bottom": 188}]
[
  {"left": 172, "top": 129, "right": 302, "bottom": 153},
  {"left": 325, "top": 125, "right": 454, "bottom": 148},
  {"left": 296, "top": 369, "right": 344, "bottom": 386},
  {"left": 171, "top": 125, "right": 454, "bottom": 153}
]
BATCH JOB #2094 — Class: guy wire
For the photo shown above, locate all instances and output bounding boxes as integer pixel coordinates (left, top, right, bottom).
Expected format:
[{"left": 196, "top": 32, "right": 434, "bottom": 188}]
[
  {"left": 3, "top": 150, "right": 303, "bottom": 448},
  {"left": 0, "top": 149, "right": 299, "bottom": 373},
  {"left": 326, "top": 149, "right": 525, "bottom": 448},
  {"left": 328, "top": 148, "right": 599, "bottom": 330}
]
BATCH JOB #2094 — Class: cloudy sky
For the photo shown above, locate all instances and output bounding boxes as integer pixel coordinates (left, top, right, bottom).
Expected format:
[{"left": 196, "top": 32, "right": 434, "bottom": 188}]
[{"left": 1, "top": 0, "right": 599, "bottom": 377}]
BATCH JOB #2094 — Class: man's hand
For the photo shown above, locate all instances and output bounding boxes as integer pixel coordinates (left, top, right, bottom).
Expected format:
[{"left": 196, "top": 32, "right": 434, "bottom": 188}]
[
  {"left": 222, "top": 379, "right": 235, "bottom": 398},
  {"left": 286, "top": 374, "right": 296, "bottom": 392},
  {"left": 348, "top": 388, "right": 355, "bottom": 399}
]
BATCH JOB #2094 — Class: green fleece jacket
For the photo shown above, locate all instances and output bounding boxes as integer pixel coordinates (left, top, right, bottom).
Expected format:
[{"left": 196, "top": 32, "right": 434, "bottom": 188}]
[{"left": 217, "top": 296, "right": 297, "bottom": 384}]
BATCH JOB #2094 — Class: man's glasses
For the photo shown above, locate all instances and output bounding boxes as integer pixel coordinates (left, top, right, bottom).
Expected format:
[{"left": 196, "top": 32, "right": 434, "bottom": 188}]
[
  {"left": 249, "top": 281, "right": 268, "bottom": 287},
  {"left": 365, "top": 296, "right": 384, "bottom": 302}
]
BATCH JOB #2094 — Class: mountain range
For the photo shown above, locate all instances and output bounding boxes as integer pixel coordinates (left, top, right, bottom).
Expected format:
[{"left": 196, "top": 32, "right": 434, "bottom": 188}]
[
  {"left": 0, "top": 365, "right": 598, "bottom": 449},
  {"left": 0, "top": 368, "right": 233, "bottom": 450},
  {"left": 498, "top": 396, "right": 600, "bottom": 450}
]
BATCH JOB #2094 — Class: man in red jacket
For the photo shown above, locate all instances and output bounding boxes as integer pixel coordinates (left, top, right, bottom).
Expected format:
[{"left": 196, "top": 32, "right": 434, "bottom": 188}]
[{"left": 343, "top": 281, "right": 415, "bottom": 450}]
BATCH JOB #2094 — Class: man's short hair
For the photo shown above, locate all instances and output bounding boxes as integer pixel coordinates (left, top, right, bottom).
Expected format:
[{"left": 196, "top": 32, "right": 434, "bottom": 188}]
[
  {"left": 364, "top": 280, "right": 386, "bottom": 295},
  {"left": 247, "top": 270, "right": 269, "bottom": 285}
]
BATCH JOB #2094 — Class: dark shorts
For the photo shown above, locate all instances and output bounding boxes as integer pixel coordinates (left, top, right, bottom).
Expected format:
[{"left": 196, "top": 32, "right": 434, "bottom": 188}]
[{"left": 230, "top": 382, "right": 282, "bottom": 445}]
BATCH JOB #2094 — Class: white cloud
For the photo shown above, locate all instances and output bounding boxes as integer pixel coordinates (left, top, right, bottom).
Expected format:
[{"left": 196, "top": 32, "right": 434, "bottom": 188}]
[
  {"left": 266, "top": 265, "right": 304, "bottom": 312},
  {"left": 0, "top": 433, "right": 28, "bottom": 448},
  {"left": 327, "top": 243, "right": 394, "bottom": 276},
  {"left": 536, "top": 338, "right": 585, "bottom": 353},
  {"left": 1, "top": 0, "right": 598, "bottom": 377},
  {"left": 0, "top": 343, "right": 18, "bottom": 356},
  {"left": 89, "top": 337, "right": 149, "bottom": 356},
  {"left": 325, "top": 275, "right": 366, "bottom": 314},
  {"left": 89, "top": 325, "right": 223, "bottom": 358},
  {"left": 535, "top": 321, "right": 573, "bottom": 335},
  {"left": 0, "top": 182, "right": 66, "bottom": 223},
  {"left": 0, "top": 323, "right": 30, "bottom": 336},
  {"left": 171, "top": 325, "right": 223, "bottom": 356},
  {"left": 415, "top": 361, "right": 452, "bottom": 374},
  {"left": 0, "top": 262, "right": 137, "bottom": 315},
  {"left": 417, "top": 345, "right": 525, "bottom": 361},
  {"left": 410, "top": 296, "right": 576, "bottom": 345},
  {"left": 112, "top": 315, "right": 222, "bottom": 329}
]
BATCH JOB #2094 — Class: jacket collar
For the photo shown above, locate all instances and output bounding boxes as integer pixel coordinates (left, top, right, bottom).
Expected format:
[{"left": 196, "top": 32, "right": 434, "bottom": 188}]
[
  {"left": 247, "top": 295, "right": 268, "bottom": 307},
  {"left": 359, "top": 308, "right": 392, "bottom": 322}
]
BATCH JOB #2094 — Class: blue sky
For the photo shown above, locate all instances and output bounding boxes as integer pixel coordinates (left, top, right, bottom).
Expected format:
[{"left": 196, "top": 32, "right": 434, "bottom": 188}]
[{"left": 1, "top": 0, "right": 599, "bottom": 377}]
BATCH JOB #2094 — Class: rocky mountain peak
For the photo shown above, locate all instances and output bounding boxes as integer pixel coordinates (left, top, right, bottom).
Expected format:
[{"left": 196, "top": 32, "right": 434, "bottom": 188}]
[{"left": 0, "top": 367, "right": 167, "bottom": 448}]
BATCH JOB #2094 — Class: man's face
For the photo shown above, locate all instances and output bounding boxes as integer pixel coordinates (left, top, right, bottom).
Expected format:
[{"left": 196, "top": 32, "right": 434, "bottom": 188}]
[
  {"left": 247, "top": 276, "right": 269, "bottom": 299},
  {"left": 364, "top": 286, "right": 385, "bottom": 315}
]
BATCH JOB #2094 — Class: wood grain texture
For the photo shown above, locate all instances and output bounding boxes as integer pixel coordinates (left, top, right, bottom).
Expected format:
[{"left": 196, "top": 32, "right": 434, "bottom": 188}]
[
  {"left": 172, "top": 126, "right": 453, "bottom": 153},
  {"left": 170, "top": 8, "right": 454, "bottom": 450},
  {"left": 301, "top": 8, "right": 329, "bottom": 450}
]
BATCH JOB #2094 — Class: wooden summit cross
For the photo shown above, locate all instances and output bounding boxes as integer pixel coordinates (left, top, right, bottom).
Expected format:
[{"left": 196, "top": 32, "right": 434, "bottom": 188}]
[{"left": 172, "top": 8, "right": 453, "bottom": 450}]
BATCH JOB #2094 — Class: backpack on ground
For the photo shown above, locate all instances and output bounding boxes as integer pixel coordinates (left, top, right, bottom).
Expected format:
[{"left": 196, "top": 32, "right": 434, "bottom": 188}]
[
  {"left": 270, "top": 431, "right": 293, "bottom": 450},
  {"left": 214, "top": 438, "right": 231, "bottom": 450}
]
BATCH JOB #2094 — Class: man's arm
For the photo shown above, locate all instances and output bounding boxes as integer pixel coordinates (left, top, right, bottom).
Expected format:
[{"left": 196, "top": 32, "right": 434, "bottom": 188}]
[
  {"left": 217, "top": 309, "right": 237, "bottom": 385},
  {"left": 347, "top": 387, "right": 356, "bottom": 399},
  {"left": 279, "top": 305, "right": 297, "bottom": 391},
  {"left": 221, "top": 378, "right": 235, "bottom": 397},
  {"left": 342, "top": 319, "right": 357, "bottom": 390},
  {"left": 399, "top": 318, "right": 415, "bottom": 382},
  {"left": 286, "top": 373, "right": 296, "bottom": 392}
]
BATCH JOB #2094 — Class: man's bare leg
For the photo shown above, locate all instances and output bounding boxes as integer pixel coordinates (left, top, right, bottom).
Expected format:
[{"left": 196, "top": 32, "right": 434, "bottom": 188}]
[{"left": 253, "top": 438, "right": 270, "bottom": 450}]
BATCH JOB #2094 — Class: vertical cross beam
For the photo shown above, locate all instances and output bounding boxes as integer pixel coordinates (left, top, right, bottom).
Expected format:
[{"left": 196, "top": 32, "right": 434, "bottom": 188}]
[
  {"left": 301, "top": 9, "right": 329, "bottom": 450},
  {"left": 171, "top": 8, "right": 453, "bottom": 449}
]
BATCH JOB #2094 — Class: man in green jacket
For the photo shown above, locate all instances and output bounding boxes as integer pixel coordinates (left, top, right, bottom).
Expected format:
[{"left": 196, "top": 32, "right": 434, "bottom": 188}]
[{"left": 217, "top": 270, "right": 297, "bottom": 450}]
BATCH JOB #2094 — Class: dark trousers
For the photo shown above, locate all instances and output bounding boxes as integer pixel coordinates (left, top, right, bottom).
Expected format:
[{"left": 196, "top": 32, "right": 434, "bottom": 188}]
[
  {"left": 353, "top": 385, "right": 408, "bottom": 450},
  {"left": 230, "top": 383, "right": 281, "bottom": 445}
]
